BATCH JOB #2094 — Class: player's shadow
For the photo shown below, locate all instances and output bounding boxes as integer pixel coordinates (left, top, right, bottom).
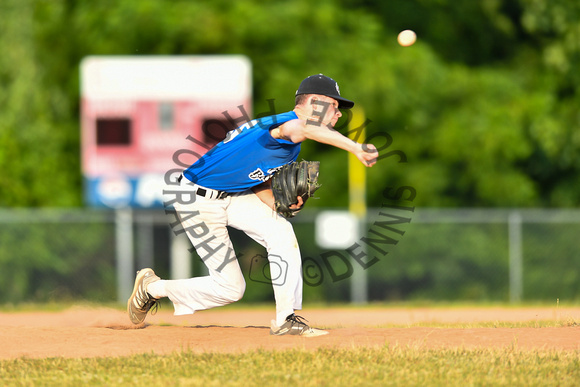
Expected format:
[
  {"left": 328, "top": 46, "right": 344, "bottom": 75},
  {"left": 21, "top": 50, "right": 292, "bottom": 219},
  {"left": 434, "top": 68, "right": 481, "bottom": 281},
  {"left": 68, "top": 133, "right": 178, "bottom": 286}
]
[{"left": 104, "top": 324, "right": 269, "bottom": 330}]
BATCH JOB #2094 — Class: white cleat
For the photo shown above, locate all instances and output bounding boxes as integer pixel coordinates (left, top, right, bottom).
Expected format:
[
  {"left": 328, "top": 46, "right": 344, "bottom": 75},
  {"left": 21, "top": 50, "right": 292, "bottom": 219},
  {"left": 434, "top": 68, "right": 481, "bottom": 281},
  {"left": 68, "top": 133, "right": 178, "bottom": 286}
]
[{"left": 270, "top": 314, "right": 329, "bottom": 337}]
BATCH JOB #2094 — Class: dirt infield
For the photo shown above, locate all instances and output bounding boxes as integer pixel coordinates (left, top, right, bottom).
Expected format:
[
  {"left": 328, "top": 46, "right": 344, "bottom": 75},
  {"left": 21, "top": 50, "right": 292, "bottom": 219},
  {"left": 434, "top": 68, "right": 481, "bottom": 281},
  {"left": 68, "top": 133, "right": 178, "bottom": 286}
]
[{"left": 1, "top": 305, "right": 578, "bottom": 359}]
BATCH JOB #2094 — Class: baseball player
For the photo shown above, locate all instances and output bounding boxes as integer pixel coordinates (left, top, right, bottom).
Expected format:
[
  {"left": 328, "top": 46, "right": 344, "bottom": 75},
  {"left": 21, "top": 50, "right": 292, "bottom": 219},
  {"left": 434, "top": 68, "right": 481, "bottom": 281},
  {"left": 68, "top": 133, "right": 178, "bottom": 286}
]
[{"left": 128, "top": 74, "right": 378, "bottom": 336}]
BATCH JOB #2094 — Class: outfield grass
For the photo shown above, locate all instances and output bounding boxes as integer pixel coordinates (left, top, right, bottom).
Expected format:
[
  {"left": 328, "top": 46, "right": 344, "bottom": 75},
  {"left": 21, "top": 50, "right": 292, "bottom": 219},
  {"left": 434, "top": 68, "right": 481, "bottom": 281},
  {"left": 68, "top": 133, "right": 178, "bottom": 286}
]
[
  {"left": 364, "top": 318, "right": 579, "bottom": 329},
  {"left": 0, "top": 346, "right": 578, "bottom": 387}
]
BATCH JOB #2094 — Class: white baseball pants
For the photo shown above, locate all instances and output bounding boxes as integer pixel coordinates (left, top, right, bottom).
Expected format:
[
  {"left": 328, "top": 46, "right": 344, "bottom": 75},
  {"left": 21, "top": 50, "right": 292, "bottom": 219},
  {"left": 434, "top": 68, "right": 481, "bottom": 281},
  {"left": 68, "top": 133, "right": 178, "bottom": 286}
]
[{"left": 160, "top": 178, "right": 303, "bottom": 326}]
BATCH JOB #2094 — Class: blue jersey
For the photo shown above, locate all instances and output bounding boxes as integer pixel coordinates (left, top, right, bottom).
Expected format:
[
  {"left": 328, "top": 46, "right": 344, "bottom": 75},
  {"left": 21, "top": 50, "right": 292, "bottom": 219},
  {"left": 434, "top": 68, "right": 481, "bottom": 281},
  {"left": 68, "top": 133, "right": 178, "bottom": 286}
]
[{"left": 183, "top": 111, "right": 301, "bottom": 192}]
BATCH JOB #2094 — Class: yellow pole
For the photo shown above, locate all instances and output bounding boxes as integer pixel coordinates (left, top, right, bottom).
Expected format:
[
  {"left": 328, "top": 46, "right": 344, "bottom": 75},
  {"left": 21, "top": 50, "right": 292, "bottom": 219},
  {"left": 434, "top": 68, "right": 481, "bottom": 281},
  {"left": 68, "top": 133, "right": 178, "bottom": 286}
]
[
  {"left": 347, "top": 106, "right": 367, "bottom": 304},
  {"left": 348, "top": 106, "right": 367, "bottom": 218}
]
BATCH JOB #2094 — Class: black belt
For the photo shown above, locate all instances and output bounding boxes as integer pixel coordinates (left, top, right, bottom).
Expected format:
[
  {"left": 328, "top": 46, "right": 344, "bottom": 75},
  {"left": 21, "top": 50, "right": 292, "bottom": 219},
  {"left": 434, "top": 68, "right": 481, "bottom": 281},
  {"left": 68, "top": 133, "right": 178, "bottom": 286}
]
[{"left": 178, "top": 175, "right": 229, "bottom": 199}]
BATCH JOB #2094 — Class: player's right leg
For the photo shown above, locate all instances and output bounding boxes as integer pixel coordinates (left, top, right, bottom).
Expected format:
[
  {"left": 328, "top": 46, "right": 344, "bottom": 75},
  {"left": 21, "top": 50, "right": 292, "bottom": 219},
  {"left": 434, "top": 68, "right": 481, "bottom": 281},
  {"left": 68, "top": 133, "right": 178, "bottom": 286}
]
[{"left": 161, "top": 195, "right": 246, "bottom": 316}]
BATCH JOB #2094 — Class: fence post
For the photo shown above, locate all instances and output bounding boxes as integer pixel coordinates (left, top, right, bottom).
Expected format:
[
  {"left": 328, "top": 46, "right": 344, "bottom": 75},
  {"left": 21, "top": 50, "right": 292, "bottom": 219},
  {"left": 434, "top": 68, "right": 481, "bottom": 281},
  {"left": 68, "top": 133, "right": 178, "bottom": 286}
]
[
  {"left": 508, "top": 211, "right": 523, "bottom": 303},
  {"left": 136, "top": 213, "right": 154, "bottom": 270},
  {"left": 115, "top": 208, "right": 134, "bottom": 303},
  {"left": 170, "top": 232, "right": 192, "bottom": 279},
  {"left": 350, "top": 218, "right": 368, "bottom": 304}
]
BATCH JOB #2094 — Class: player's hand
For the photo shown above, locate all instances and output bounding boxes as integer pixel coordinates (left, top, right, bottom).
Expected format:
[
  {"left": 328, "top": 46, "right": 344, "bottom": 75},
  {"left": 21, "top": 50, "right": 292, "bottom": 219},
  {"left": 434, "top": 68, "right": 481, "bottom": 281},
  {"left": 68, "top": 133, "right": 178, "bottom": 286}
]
[
  {"left": 289, "top": 196, "right": 304, "bottom": 210},
  {"left": 356, "top": 143, "right": 378, "bottom": 167}
]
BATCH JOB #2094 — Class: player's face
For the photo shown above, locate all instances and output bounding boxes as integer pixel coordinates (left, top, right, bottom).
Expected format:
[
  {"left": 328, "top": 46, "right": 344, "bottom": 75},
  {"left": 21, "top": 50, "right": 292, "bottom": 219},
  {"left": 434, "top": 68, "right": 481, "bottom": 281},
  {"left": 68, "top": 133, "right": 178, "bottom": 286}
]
[
  {"left": 327, "top": 99, "right": 342, "bottom": 126},
  {"left": 311, "top": 96, "right": 342, "bottom": 127}
]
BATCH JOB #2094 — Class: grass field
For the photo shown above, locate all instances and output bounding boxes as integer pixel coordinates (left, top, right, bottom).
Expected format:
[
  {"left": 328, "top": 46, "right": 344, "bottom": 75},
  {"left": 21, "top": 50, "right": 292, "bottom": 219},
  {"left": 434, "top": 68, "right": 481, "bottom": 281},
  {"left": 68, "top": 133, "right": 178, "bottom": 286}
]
[
  {"left": 1, "top": 346, "right": 578, "bottom": 386},
  {"left": 0, "top": 303, "right": 578, "bottom": 386}
]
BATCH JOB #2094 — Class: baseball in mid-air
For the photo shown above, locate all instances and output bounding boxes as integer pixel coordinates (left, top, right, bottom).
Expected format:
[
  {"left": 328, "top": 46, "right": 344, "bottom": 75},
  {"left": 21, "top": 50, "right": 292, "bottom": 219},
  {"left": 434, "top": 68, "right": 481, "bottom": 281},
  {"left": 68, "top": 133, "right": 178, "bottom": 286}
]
[{"left": 397, "top": 30, "right": 417, "bottom": 47}]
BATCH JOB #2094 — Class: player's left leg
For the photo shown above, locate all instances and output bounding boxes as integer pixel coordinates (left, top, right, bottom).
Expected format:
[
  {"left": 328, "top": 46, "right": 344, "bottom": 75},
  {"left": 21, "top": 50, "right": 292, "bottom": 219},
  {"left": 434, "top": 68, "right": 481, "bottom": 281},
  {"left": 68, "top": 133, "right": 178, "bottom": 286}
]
[{"left": 227, "top": 191, "right": 304, "bottom": 327}]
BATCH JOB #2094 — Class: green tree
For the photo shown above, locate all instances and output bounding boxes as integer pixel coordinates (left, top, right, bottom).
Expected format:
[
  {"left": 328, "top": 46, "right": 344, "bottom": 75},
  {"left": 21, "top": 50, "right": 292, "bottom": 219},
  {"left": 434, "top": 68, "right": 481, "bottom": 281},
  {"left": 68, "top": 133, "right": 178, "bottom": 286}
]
[
  {"left": 0, "top": 0, "right": 578, "bottom": 208},
  {"left": 0, "top": 0, "right": 79, "bottom": 206}
]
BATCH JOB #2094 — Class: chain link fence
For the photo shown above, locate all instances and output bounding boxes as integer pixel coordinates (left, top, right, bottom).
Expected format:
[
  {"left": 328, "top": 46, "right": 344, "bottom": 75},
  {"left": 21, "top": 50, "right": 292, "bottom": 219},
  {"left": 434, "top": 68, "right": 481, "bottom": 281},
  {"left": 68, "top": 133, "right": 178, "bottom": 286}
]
[{"left": 0, "top": 208, "right": 578, "bottom": 304}]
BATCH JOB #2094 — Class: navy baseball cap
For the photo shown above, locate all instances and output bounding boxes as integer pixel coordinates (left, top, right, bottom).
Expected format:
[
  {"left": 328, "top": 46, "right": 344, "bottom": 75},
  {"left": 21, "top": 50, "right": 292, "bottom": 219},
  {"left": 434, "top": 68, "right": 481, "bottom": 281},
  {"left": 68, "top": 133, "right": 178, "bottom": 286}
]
[{"left": 296, "top": 74, "right": 354, "bottom": 109}]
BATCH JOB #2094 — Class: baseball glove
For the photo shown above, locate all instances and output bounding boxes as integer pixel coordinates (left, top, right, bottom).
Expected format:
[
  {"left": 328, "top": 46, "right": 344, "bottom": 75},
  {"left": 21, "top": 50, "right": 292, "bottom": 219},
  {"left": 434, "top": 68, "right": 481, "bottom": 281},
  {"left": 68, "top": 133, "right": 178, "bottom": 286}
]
[{"left": 271, "top": 160, "right": 321, "bottom": 218}]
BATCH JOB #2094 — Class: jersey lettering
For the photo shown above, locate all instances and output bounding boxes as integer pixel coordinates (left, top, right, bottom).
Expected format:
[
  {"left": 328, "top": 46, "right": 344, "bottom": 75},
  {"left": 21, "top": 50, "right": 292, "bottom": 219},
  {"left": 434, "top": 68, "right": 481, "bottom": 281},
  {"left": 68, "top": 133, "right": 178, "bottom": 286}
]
[
  {"left": 249, "top": 168, "right": 267, "bottom": 182},
  {"left": 223, "top": 119, "right": 258, "bottom": 144}
]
